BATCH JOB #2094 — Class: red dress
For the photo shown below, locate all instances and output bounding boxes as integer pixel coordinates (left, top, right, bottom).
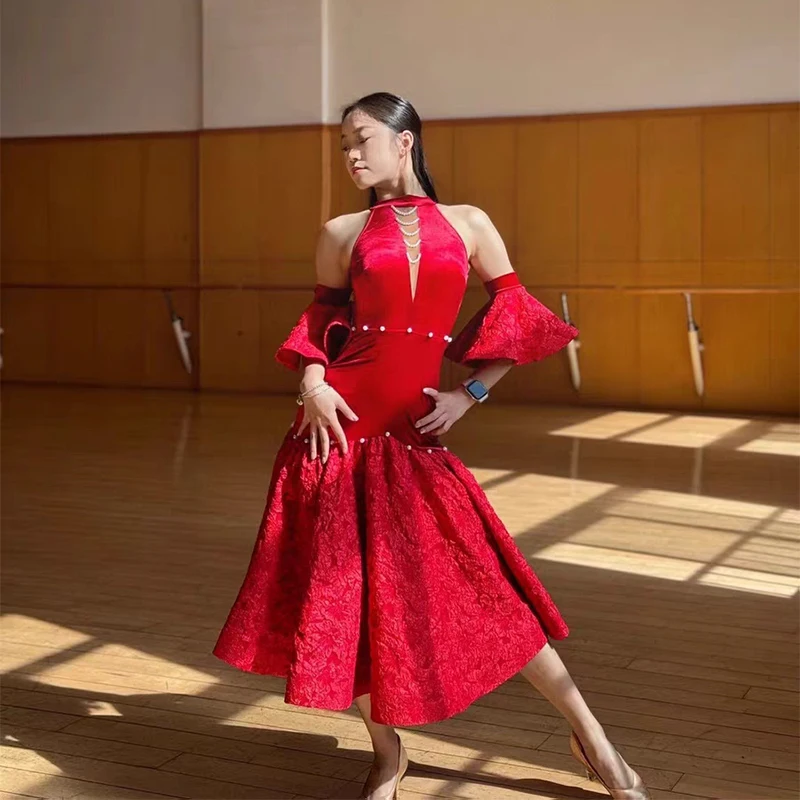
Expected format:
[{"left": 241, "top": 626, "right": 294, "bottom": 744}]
[{"left": 213, "top": 194, "right": 580, "bottom": 726}]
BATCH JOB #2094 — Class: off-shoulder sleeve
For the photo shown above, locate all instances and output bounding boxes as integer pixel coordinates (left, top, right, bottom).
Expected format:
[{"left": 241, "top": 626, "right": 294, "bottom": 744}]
[
  {"left": 275, "top": 283, "right": 353, "bottom": 371},
  {"left": 444, "top": 272, "right": 578, "bottom": 367}
]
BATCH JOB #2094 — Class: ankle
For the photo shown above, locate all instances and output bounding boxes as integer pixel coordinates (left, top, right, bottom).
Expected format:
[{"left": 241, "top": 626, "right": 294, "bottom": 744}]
[
  {"left": 572, "top": 721, "right": 606, "bottom": 747},
  {"left": 370, "top": 730, "right": 399, "bottom": 762}
]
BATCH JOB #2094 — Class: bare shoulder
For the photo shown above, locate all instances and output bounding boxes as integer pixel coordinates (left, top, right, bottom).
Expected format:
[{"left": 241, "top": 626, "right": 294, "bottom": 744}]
[
  {"left": 447, "top": 203, "right": 492, "bottom": 227},
  {"left": 438, "top": 203, "right": 513, "bottom": 281},
  {"left": 320, "top": 210, "right": 371, "bottom": 273},
  {"left": 435, "top": 203, "right": 493, "bottom": 259},
  {"left": 324, "top": 210, "right": 371, "bottom": 243}
]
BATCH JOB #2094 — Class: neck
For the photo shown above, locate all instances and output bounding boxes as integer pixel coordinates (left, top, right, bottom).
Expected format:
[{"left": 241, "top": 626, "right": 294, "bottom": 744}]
[{"left": 374, "top": 176, "right": 426, "bottom": 204}]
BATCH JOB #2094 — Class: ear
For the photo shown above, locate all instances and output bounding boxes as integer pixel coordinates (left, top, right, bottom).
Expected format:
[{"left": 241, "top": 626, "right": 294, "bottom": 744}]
[{"left": 397, "top": 130, "right": 415, "bottom": 157}]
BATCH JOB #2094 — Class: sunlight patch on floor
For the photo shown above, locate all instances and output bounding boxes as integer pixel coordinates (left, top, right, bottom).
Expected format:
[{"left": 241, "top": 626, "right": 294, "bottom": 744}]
[
  {"left": 535, "top": 541, "right": 703, "bottom": 580},
  {"left": 484, "top": 473, "right": 614, "bottom": 535},
  {"left": 548, "top": 410, "right": 672, "bottom": 440},
  {"left": 565, "top": 516, "right": 742, "bottom": 561},
  {"left": 549, "top": 410, "right": 758, "bottom": 449},
  {"left": 698, "top": 565, "right": 799, "bottom": 597},
  {"left": 533, "top": 488, "right": 799, "bottom": 597},
  {"left": 736, "top": 421, "right": 800, "bottom": 457},
  {"left": 619, "top": 415, "right": 752, "bottom": 447}
]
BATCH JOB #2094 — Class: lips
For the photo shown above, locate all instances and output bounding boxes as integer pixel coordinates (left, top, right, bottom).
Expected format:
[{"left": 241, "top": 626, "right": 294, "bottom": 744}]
[{"left": 352, "top": 166, "right": 366, "bottom": 174}]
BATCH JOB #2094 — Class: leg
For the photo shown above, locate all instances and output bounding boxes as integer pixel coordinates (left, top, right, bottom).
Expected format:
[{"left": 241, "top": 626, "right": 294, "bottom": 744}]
[
  {"left": 353, "top": 693, "right": 408, "bottom": 799},
  {"left": 520, "top": 643, "right": 645, "bottom": 794}
]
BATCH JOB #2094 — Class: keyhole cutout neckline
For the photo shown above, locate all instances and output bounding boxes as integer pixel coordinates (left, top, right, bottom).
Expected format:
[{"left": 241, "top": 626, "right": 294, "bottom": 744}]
[{"left": 392, "top": 204, "right": 422, "bottom": 304}]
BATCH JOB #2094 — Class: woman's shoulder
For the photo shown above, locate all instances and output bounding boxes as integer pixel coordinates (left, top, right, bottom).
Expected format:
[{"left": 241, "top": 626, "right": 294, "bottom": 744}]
[
  {"left": 323, "top": 209, "right": 370, "bottom": 241},
  {"left": 436, "top": 203, "right": 490, "bottom": 227},
  {"left": 435, "top": 203, "right": 491, "bottom": 259},
  {"left": 321, "top": 210, "right": 371, "bottom": 271}
]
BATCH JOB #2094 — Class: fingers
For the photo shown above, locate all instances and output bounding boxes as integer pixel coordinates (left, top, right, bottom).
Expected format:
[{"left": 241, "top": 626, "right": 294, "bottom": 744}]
[
  {"left": 309, "top": 426, "right": 318, "bottom": 460},
  {"left": 329, "top": 418, "right": 348, "bottom": 456},
  {"left": 416, "top": 387, "right": 441, "bottom": 429},
  {"left": 308, "top": 422, "right": 331, "bottom": 462},
  {"left": 415, "top": 410, "right": 440, "bottom": 429},
  {"left": 297, "top": 389, "right": 359, "bottom": 462},
  {"left": 419, "top": 412, "right": 448, "bottom": 435},
  {"left": 318, "top": 424, "right": 331, "bottom": 463},
  {"left": 297, "top": 413, "right": 309, "bottom": 436},
  {"left": 305, "top": 418, "right": 343, "bottom": 462},
  {"left": 336, "top": 398, "right": 359, "bottom": 422}
]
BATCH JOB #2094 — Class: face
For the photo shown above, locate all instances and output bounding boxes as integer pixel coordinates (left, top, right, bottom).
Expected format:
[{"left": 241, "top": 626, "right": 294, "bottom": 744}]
[{"left": 341, "top": 109, "right": 414, "bottom": 190}]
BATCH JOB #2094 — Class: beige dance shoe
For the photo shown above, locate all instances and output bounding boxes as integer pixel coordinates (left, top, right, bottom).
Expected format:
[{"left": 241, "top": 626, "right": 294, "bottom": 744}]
[
  {"left": 569, "top": 730, "right": 651, "bottom": 800},
  {"left": 358, "top": 731, "right": 408, "bottom": 799}
]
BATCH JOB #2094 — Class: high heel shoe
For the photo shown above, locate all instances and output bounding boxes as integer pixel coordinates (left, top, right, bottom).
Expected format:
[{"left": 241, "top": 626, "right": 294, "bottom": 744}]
[
  {"left": 569, "top": 730, "right": 651, "bottom": 800},
  {"left": 359, "top": 731, "right": 408, "bottom": 799}
]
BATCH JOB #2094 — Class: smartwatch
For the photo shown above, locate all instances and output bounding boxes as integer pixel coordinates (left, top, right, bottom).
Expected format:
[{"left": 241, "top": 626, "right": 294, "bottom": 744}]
[{"left": 461, "top": 378, "right": 489, "bottom": 403}]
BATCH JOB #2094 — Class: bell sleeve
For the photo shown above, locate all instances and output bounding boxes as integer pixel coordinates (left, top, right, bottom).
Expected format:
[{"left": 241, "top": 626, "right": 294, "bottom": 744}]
[
  {"left": 275, "top": 283, "right": 353, "bottom": 371},
  {"left": 444, "top": 272, "right": 579, "bottom": 367}
]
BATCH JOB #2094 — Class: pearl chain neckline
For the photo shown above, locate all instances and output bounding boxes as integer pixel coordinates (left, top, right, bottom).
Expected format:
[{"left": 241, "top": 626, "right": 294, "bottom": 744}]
[{"left": 392, "top": 205, "right": 423, "bottom": 293}]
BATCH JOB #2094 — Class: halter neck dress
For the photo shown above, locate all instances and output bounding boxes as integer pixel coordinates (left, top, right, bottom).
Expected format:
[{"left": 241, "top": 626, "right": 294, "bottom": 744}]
[{"left": 213, "top": 194, "right": 580, "bottom": 726}]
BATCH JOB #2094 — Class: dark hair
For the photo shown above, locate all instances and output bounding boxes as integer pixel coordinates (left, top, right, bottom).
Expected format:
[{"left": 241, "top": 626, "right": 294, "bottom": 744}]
[{"left": 341, "top": 92, "right": 438, "bottom": 207}]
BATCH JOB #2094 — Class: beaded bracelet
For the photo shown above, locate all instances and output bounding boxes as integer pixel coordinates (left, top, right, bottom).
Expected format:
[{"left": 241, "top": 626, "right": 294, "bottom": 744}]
[{"left": 296, "top": 381, "right": 331, "bottom": 406}]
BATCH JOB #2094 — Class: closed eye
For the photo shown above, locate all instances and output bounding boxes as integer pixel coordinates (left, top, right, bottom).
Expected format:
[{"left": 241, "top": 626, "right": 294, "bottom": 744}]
[{"left": 341, "top": 138, "right": 368, "bottom": 152}]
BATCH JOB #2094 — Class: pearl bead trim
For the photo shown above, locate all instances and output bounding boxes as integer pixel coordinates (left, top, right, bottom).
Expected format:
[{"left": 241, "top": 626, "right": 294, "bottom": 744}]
[
  {"left": 350, "top": 324, "right": 453, "bottom": 343},
  {"left": 289, "top": 431, "right": 447, "bottom": 452}
]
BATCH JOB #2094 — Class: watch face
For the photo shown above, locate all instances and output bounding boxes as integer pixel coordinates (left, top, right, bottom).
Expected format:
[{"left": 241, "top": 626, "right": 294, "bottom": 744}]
[{"left": 466, "top": 380, "right": 489, "bottom": 400}]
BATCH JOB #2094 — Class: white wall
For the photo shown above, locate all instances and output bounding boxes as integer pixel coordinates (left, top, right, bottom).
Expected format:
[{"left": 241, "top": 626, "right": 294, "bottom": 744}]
[
  {"left": 1, "top": 0, "right": 797, "bottom": 137},
  {"left": 202, "top": 0, "right": 324, "bottom": 128},
  {"left": 0, "top": 0, "right": 201, "bottom": 137},
  {"left": 328, "top": 0, "right": 800, "bottom": 122}
]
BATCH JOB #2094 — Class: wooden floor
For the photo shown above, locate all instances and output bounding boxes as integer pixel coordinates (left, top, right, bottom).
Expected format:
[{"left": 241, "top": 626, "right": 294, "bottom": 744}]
[{"left": 2, "top": 384, "right": 798, "bottom": 800}]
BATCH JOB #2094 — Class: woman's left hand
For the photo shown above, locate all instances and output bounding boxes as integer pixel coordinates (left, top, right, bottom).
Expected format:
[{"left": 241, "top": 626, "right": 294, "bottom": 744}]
[{"left": 415, "top": 387, "right": 476, "bottom": 436}]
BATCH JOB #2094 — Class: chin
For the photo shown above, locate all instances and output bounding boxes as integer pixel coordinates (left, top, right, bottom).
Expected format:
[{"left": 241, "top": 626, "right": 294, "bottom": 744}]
[{"left": 349, "top": 172, "right": 373, "bottom": 190}]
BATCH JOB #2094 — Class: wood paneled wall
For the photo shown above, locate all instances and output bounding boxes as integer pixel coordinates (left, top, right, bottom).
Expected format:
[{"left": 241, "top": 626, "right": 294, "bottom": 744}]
[
  {"left": 1, "top": 134, "right": 198, "bottom": 388},
  {"left": 2, "top": 104, "right": 797, "bottom": 414}
]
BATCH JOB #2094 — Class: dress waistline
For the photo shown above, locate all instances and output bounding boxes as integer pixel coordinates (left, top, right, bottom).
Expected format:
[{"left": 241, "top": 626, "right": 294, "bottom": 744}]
[{"left": 349, "top": 323, "right": 453, "bottom": 343}]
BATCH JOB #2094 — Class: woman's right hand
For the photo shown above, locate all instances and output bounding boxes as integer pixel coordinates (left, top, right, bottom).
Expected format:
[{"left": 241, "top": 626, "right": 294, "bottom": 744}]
[{"left": 297, "top": 386, "right": 358, "bottom": 463}]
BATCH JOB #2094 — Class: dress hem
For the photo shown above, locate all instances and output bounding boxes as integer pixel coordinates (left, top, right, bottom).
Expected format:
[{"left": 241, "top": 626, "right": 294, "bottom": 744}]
[{"left": 211, "top": 627, "right": 564, "bottom": 727}]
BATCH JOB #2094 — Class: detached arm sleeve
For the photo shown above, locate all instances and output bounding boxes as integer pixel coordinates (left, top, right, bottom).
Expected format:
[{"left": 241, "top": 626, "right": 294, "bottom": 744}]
[
  {"left": 275, "top": 284, "right": 353, "bottom": 372},
  {"left": 444, "top": 272, "right": 579, "bottom": 367}
]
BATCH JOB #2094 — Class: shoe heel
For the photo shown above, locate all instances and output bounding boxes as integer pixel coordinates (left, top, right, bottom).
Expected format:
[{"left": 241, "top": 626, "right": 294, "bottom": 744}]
[
  {"left": 393, "top": 738, "right": 408, "bottom": 799},
  {"left": 393, "top": 765, "right": 407, "bottom": 799}
]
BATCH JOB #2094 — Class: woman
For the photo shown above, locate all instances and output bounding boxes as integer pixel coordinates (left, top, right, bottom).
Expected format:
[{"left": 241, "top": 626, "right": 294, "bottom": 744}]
[{"left": 213, "top": 92, "right": 649, "bottom": 800}]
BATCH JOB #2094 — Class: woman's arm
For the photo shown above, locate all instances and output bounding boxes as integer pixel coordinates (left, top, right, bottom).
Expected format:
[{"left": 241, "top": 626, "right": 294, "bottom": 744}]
[
  {"left": 443, "top": 203, "right": 578, "bottom": 387},
  {"left": 299, "top": 219, "right": 351, "bottom": 394},
  {"left": 458, "top": 207, "right": 517, "bottom": 392},
  {"left": 291, "top": 217, "right": 360, "bottom": 462},
  {"left": 416, "top": 207, "right": 515, "bottom": 436},
  {"left": 464, "top": 206, "right": 514, "bottom": 284}
]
